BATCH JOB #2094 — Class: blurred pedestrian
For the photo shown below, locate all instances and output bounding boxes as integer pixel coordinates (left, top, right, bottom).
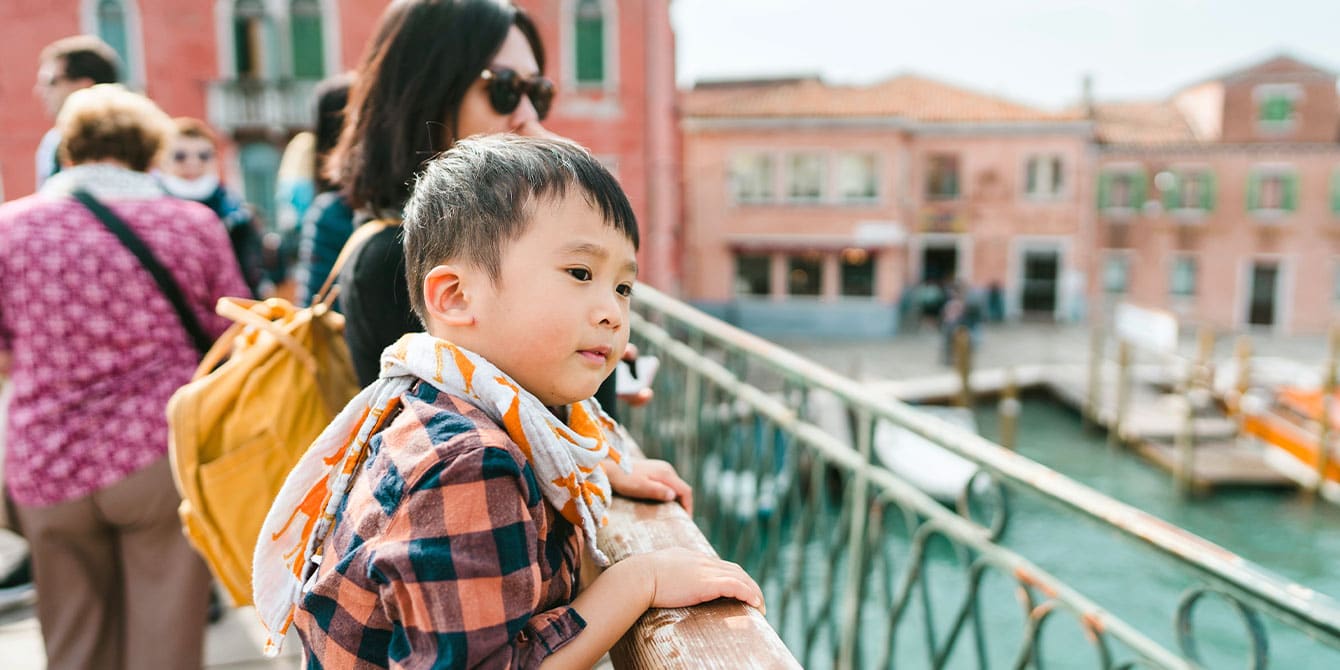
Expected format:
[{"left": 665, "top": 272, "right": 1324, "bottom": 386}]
[
  {"left": 0, "top": 84, "right": 249, "bottom": 670},
  {"left": 293, "top": 72, "right": 355, "bottom": 307},
  {"left": 270, "top": 131, "right": 317, "bottom": 301},
  {"left": 158, "top": 117, "right": 265, "bottom": 297},
  {"left": 33, "top": 36, "right": 120, "bottom": 188}
]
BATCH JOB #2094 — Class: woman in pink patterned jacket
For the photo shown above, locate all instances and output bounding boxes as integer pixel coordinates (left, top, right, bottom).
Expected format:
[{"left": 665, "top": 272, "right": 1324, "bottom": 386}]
[{"left": 0, "top": 85, "right": 248, "bottom": 670}]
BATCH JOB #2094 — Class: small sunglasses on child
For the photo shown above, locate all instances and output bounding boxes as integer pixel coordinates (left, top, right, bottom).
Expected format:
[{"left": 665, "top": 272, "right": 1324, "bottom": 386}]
[
  {"left": 479, "top": 67, "right": 555, "bottom": 120},
  {"left": 173, "top": 150, "right": 215, "bottom": 163}
]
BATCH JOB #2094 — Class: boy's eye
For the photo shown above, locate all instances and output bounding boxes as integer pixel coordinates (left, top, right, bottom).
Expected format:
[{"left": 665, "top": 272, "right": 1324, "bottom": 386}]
[
  {"left": 567, "top": 268, "right": 592, "bottom": 281},
  {"left": 616, "top": 283, "right": 634, "bottom": 298}
]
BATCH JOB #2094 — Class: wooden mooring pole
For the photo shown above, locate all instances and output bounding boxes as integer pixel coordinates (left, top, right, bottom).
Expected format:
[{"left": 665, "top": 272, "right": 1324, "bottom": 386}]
[
  {"left": 954, "top": 326, "right": 972, "bottom": 408},
  {"left": 1234, "top": 335, "right": 1253, "bottom": 401},
  {"left": 1313, "top": 326, "right": 1340, "bottom": 498},
  {"left": 1108, "top": 339, "right": 1132, "bottom": 448},
  {"left": 1174, "top": 360, "right": 1198, "bottom": 497},
  {"left": 1086, "top": 327, "right": 1104, "bottom": 430},
  {"left": 999, "top": 367, "right": 1020, "bottom": 451}
]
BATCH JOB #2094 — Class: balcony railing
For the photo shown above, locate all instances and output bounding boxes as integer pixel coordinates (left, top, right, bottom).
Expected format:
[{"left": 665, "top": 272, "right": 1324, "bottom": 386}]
[
  {"left": 206, "top": 79, "right": 319, "bottom": 134},
  {"left": 621, "top": 283, "right": 1340, "bottom": 668}
]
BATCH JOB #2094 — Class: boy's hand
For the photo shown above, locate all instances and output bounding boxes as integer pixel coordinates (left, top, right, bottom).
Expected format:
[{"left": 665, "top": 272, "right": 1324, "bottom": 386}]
[
  {"left": 630, "top": 548, "right": 765, "bottom": 614},
  {"left": 617, "top": 344, "right": 653, "bottom": 406},
  {"left": 603, "top": 458, "right": 693, "bottom": 515}
]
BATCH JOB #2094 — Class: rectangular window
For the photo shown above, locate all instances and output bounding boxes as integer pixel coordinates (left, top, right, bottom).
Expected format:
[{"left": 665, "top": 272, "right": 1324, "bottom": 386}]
[
  {"left": 1170, "top": 256, "right": 1197, "bottom": 296},
  {"left": 836, "top": 154, "right": 878, "bottom": 203},
  {"left": 839, "top": 248, "right": 875, "bottom": 296},
  {"left": 1098, "top": 168, "right": 1146, "bottom": 210},
  {"left": 1103, "top": 255, "right": 1129, "bottom": 294},
  {"left": 926, "top": 154, "right": 960, "bottom": 200},
  {"left": 1248, "top": 169, "right": 1299, "bottom": 212},
  {"left": 1163, "top": 170, "right": 1216, "bottom": 212},
  {"left": 734, "top": 253, "right": 771, "bottom": 297},
  {"left": 1333, "top": 261, "right": 1340, "bottom": 303},
  {"left": 787, "top": 253, "right": 822, "bottom": 296},
  {"left": 1255, "top": 84, "right": 1301, "bottom": 132},
  {"left": 730, "top": 153, "right": 774, "bottom": 204},
  {"left": 574, "top": 0, "right": 606, "bottom": 86},
  {"left": 785, "top": 154, "right": 825, "bottom": 203},
  {"left": 1025, "top": 155, "right": 1064, "bottom": 198}
]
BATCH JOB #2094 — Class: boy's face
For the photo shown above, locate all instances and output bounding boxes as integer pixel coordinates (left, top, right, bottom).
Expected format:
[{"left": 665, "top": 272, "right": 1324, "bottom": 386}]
[{"left": 460, "top": 193, "right": 636, "bottom": 407}]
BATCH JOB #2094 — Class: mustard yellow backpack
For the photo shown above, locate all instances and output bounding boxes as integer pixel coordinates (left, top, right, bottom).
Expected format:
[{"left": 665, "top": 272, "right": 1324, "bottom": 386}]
[{"left": 167, "top": 222, "right": 386, "bottom": 605}]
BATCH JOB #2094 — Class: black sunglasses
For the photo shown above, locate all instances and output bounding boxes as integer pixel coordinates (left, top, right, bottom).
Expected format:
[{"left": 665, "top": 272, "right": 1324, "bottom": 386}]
[
  {"left": 479, "top": 67, "right": 555, "bottom": 120},
  {"left": 173, "top": 150, "right": 215, "bottom": 163}
]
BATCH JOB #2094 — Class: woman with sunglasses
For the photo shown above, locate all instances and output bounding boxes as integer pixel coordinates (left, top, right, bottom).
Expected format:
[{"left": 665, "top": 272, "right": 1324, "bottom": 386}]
[
  {"left": 158, "top": 117, "right": 265, "bottom": 298},
  {"left": 330, "top": 0, "right": 558, "bottom": 387}
]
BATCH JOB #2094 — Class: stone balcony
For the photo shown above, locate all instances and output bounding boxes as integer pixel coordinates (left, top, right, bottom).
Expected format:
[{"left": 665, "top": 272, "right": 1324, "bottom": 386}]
[{"left": 206, "top": 79, "right": 319, "bottom": 135}]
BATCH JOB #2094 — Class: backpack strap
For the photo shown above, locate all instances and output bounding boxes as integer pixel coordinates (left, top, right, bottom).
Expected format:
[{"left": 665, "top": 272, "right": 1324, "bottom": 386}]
[
  {"left": 312, "top": 219, "right": 396, "bottom": 308},
  {"left": 73, "top": 189, "right": 214, "bottom": 356}
]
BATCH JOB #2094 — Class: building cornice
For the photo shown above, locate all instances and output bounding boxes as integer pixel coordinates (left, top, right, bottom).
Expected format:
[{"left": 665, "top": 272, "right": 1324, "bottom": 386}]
[
  {"left": 1098, "top": 141, "right": 1340, "bottom": 156},
  {"left": 683, "top": 115, "right": 1094, "bottom": 136}
]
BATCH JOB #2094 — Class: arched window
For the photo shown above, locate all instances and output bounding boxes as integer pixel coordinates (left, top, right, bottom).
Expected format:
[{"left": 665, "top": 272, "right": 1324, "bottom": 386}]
[
  {"left": 96, "top": 0, "right": 130, "bottom": 70},
  {"left": 574, "top": 0, "right": 605, "bottom": 86},
  {"left": 290, "top": 0, "right": 325, "bottom": 79},
  {"left": 240, "top": 142, "right": 281, "bottom": 227},
  {"left": 233, "top": 0, "right": 270, "bottom": 79}
]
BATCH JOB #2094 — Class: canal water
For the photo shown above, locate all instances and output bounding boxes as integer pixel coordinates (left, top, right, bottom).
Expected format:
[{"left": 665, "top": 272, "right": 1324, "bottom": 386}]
[{"left": 968, "top": 395, "right": 1340, "bottom": 668}]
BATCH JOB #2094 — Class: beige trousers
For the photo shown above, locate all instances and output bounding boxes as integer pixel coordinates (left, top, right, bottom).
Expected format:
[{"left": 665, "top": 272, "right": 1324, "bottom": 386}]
[{"left": 15, "top": 456, "right": 211, "bottom": 670}]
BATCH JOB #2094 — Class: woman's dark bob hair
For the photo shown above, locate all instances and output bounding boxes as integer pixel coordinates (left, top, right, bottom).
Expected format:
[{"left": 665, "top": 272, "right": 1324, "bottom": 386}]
[{"left": 327, "top": 0, "right": 545, "bottom": 216}]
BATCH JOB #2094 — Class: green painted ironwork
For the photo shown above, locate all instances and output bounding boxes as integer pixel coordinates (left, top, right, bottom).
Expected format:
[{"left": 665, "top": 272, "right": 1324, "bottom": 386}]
[{"left": 622, "top": 283, "right": 1340, "bottom": 669}]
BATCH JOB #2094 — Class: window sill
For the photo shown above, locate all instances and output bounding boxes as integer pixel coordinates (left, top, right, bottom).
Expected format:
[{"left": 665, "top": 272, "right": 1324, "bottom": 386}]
[
  {"left": 1023, "top": 192, "right": 1065, "bottom": 202},
  {"left": 1171, "top": 209, "right": 1209, "bottom": 224},
  {"left": 1101, "top": 207, "right": 1137, "bottom": 221},
  {"left": 1250, "top": 209, "right": 1292, "bottom": 223}
]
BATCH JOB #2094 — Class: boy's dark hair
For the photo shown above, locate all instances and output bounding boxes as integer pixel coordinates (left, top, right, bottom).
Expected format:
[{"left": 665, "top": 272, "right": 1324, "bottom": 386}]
[
  {"left": 41, "top": 35, "right": 121, "bottom": 85},
  {"left": 312, "top": 72, "right": 353, "bottom": 192},
  {"left": 327, "top": 0, "right": 546, "bottom": 216},
  {"left": 403, "top": 135, "right": 639, "bottom": 325}
]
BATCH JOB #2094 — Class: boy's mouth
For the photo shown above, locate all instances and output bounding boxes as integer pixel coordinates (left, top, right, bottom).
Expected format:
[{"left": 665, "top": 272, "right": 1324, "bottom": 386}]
[{"left": 577, "top": 346, "right": 611, "bottom": 365}]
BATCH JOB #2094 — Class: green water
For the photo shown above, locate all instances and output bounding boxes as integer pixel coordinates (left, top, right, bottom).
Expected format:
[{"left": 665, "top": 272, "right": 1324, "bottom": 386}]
[{"left": 971, "top": 397, "right": 1340, "bottom": 668}]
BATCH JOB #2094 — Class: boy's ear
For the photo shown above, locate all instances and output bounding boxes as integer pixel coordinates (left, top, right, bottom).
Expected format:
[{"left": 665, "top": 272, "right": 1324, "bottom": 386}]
[{"left": 422, "top": 264, "right": 476, "bottom": 327}]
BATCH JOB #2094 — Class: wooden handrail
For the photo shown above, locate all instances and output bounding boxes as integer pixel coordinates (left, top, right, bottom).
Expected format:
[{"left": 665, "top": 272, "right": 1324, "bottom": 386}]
[{"left": 596, "top": 495, "right": 799, "bottom": 669}]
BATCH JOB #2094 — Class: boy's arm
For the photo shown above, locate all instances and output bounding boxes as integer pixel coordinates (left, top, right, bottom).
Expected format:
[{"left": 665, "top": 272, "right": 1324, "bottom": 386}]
[{"left": 371, "top": 443, "right": 586, "bottom": 669}]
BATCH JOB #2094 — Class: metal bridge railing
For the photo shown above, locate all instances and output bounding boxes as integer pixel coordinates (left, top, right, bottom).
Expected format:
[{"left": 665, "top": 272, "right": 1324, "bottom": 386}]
[{"left": 622, "top": 283, "right": 1340, "bottom": 669}]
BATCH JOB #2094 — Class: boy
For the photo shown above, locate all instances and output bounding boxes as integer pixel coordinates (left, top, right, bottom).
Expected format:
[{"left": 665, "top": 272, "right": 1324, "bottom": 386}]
[{"left": 254, "top": 135, "right": 763, "bottom": 668}]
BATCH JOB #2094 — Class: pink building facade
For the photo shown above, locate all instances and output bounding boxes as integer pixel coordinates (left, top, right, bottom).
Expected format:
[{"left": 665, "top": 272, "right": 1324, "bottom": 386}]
[
  {"left": 1092, "top": 55, "right": 1340, "bottom": 334},
  {"left": 0, "top": 0, "right": 680, "bottom": 289},
  {"left": 681, "top": 76, "right": 1093, "bottom": 337}
]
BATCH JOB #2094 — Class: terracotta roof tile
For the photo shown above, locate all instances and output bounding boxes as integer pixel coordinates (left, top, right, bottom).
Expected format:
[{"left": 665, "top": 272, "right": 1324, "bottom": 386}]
[
  {"left": 681, "top": 74, "right": 1081, "bottom": 123},
  {"left": 1090, "top": 100, "right": 1198, "bottom": 145}
]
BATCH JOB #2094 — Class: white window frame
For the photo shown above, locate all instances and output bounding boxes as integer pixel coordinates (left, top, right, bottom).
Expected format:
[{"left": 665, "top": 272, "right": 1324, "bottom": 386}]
[
  {"left": 1253, "top": 83, "right": 1303, "bottom": 134},
  {"left": 1249, "top": 162, "right": 1297, "bottom": 222},
  {"left": 784, "top": 153, "right": 826, "bottom": 204},
  {"left": 835, "top": 152, "right": 880, "bottom": 205},
  {"left": 81, "top": 0, "right": 146, "bottom": 89},
  {"left": 561, "top": 0, "right": 619, "bottom": 95},
  {"left": 728, "top": 151, "right": 777, "bottom": 205},
  {"left": 1023, "top": 153, "right": 1065, "bottom": 200},
  {"left": 214, "top": 0, "right": 340, "bottom": 80}
]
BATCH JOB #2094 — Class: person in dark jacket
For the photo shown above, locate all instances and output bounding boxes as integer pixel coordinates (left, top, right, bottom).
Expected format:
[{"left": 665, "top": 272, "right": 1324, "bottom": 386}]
[{"left": 158, "top": 117, "right": 265, "bottom": 298}]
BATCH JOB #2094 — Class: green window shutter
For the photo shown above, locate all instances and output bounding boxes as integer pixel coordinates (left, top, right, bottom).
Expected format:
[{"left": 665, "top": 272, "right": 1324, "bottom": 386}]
[
  {"left": 1131, "top": 170, "right": 1147, "bottom": 208},
  {"left": 1283, "top": 173, "right": 1299, "bottom": 211},
  {"left": 575, "top": 0, "right": 605, "bottom": 85},
  {"left": 1097, "top": 172, "right": 1110, "bottom": 210},
  {"left": 1025, "top": 159, "right": 1037, "bottom": 194},
  {"left": 1202, "top": 172, "right": 1216, "bottom": 211},
  {"left": 290, "top": 0, "right": 325, "bottom": 79},
  {"left": 1332, "top": 171, "right": 1340, "bottom": 214},
  {"left": 97, "top": 0, "right": 129, "bottom": 71},
  {"left": 1162, "top": 173, "right": 1180, "bottom": 210},
  {"left": 1247, "top": 173, "right": 1261, "bottom": 211}
]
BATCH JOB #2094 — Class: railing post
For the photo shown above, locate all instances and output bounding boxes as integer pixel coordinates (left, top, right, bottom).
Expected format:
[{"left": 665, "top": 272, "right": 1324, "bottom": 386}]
[
  {"left": 1175, "top": 371, "right": 1196, "bottom": 497},
  {"left": 1314, "top": 326, "right": 1339, "bottom": 498},
  {"left": 1109, "top": 339, "right": 1132, "bottom": 448},
  {"left": 837, "top": 409, "right": 873, "bottom": 670}
]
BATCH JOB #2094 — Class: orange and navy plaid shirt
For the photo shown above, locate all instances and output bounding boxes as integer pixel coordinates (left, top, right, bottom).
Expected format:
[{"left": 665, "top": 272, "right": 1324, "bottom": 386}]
[{"left": 294, "top": 382, "right": 587, "bottom": 668}]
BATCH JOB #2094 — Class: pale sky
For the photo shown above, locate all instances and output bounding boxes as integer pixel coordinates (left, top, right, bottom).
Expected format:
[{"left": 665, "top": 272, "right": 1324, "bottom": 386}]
[{"left": 670, "top": 0, "right": 1340, "bottom": 111}]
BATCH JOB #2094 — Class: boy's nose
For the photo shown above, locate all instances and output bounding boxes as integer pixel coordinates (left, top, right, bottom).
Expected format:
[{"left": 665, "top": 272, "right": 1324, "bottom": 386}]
[{"left": 594, "top": 294, "right": 624, "bottom": 330}]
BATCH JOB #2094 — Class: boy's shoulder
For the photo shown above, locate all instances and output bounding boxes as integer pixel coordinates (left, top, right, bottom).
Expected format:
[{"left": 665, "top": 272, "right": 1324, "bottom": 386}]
[{"left": 375, "top": 382, "right": 535, "bottom": 493}]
